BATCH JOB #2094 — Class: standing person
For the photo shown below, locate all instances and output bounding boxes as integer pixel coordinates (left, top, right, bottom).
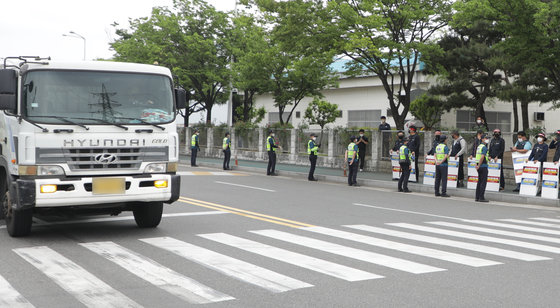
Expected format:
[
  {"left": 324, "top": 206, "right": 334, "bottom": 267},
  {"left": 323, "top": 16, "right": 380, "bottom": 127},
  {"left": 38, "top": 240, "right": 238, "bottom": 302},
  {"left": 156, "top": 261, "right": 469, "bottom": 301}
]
[
  {"left": 551, "top": 130, "right": 560, "bottom": 163},
  {"left": 308, "top": 133, "right": 320, "bottom": 181},
  {"left": 475, "top": 134, "right": 490, "bottom": 202},
  {"left": 511, "top": 131, "right": 532, "bottom": 192},
  {"left": 398, "top": 137, "right": 412, "bottom": 193},
  {"left": 266, "top": 130, "right": 278, "bottom": 176},
  {"left": 191, "top": 129, "right": 200, "bottom": 167},
  {"left": 488, "top": 129, "right": 506, "bottom": 190},
  {"left": 528, "top": 132, "right": 549, "bottom": 164},
  {"left": 427, "top": 129, "right": 442, "bottom": 155},
  {"left": 345, "top": 136, "right": 359, "bottom": 187},
  {"left": 434, "top": 135, "right": 451, "bottom": 197},
  {"left": 222, "top": 132, "right": 231, "bottom": 170},
  {"left": 451, "top": 131, "right": 467, "bottom": 187},
  {"left": 407, "top": 126, "right": 421, "bottom": 180},
  {"left": 390, "top": 131, "right": 406, "bottom": 153},
  {"left": 378, "top": 116, "right": 391, "bottom": 131},
  {"left": 474, "top": 116, "right": 489, "bottom": 132},
  {"left": 356, "top": 129, "right": 369, "bottom": 171}
]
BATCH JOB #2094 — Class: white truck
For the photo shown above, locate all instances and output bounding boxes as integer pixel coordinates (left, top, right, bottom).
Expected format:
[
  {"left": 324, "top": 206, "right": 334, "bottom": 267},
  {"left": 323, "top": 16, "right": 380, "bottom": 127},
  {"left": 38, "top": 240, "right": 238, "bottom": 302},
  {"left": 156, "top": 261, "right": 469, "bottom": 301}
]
[{"left": 0, "top": 56, "right": 186, "bottom": 237}]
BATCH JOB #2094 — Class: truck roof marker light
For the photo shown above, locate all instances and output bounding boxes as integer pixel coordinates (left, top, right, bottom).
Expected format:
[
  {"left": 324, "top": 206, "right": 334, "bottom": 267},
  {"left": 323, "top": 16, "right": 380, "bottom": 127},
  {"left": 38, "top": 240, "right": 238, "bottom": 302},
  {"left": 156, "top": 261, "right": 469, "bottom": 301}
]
[
  {"left": 11, "top": 159, "right": 16, "bottom": 164},
  {"left": 154, "top": 180, "right": 168, "bottom": 188},
  {"left": 40, "top": 184, "right": 57, "bottom": 193}
]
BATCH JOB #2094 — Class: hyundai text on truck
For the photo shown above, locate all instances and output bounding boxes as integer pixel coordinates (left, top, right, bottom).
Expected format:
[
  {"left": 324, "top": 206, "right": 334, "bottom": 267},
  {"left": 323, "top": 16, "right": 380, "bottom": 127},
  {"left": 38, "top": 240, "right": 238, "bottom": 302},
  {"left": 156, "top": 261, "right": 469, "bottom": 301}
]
[{"left": 0, "top": 56, "right": 186, "bottom": 237}]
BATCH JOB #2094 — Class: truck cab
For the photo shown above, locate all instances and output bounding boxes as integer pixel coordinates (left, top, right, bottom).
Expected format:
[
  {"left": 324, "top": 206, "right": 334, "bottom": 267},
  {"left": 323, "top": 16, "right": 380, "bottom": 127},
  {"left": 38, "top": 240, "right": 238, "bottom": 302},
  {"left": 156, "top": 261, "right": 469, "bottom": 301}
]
[{"left": 0, "top": 56, "right": 187, "bottom": 237}]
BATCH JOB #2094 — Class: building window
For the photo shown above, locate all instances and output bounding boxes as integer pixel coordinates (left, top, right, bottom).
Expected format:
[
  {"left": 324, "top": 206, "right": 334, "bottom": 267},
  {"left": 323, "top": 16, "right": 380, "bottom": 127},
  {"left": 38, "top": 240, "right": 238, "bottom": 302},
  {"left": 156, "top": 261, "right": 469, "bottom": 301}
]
[
  {"left": 456, "top": 110, "right": 511, "bottom": 131},
  {"left": 296, "top": 111, "right": 301, "bottom": 118},
  {"left": 268, "top": 112, "right": 291, "bottom": 125},
  {"left": 347, "top": 110, "right": 381, "bottom": 128},
  {"left": 337, "top": 110, "right": 343, "bottom": 118}
]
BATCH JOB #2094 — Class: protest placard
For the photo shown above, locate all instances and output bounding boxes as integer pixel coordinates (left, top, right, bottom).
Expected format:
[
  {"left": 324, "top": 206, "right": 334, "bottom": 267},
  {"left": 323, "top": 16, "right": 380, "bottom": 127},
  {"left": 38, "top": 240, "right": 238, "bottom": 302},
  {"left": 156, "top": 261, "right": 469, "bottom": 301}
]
[
  {"left": 447, "top": 157, "right": 459, "bottom": 189},
  {"left": 541, "top": 162, "right": 559, "bottom": 199},
  {"left": 512, "top": 151, "right": 532, "bottom": 184},
  {"left": 423, "top": 155, "right": 436, "bottom": 186},
  {"left": 467, "top": 158, "right": 478, "bottom": 190},
  {"left": 391, "top": 153, "right": 400, "bottom": 180},
  {"left": 519, "top": 162, "right": 541, "bottom": 196},
  {"left": 486, "top": 159, "right": 501, "bottom": 192}
]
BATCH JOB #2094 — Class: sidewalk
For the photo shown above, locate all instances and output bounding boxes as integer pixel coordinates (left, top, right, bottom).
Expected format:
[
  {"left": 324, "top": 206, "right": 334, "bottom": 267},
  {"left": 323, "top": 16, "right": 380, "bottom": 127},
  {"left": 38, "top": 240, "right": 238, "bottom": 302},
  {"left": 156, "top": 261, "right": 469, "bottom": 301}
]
[{"left": 180, "top": 155, "right": 560, "bottom": 208}]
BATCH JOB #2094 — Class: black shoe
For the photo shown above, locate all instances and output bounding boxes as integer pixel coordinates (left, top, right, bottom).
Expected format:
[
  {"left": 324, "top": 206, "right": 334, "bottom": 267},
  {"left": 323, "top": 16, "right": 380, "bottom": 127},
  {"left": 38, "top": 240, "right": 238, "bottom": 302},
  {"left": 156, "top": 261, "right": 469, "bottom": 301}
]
[
  {"left": 353, "top": 184, "right": 360, "bottom": 187},
  {"left": 475, "top": 199, "right": 479, "bottom": 202},
  {"left": 398, "top": 189, "right": 404, "bottom": 192},
  {"left": 270, "top": 173, "right": 278, "bottom": 176},
  {"left": 308, "top": 178, "right": 318, "bottom": 181},
  {"left": 435, "top": 193, "right": 441, "bottom": 197},
  {"left": 441, "top": 194, "right": 450, "bottom": 198},
  {"left": 348, "top": 184, "right": 353, "bottom": 186},
  {"left": 478, "top": 199, "right": 489, "bottom": 203},
  {"left": 512, "top": 188, "right": 520, "bottom": 192},
  {"left": 403, "top": 190, "right": 412, "bottom": 193}
]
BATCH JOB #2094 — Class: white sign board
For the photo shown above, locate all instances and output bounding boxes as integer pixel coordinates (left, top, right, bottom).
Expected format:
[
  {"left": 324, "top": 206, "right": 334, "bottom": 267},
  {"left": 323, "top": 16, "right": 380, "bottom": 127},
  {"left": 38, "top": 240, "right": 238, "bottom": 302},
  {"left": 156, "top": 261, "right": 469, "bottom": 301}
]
[
  {"left": 467, "top": 158, "right": 478, "bottom": 190},
  {"left": 391, "top": 153, "right": 400, "bottom": 180},
  {"left": 541, "top": 162, "right": 559, "bottom": 199},
  {"left": 512, "top": 151, "right": 532, "bottom": 184},
  {"left": 447, "top": 157, "right": 459, "bottom": 189},
  {"left": 519, "top": 162, "right": 541, "bottom": 196},
  {"left": 486, "top": 159, "right": 502, "bottom": 192},
  {"left": 423, "top": 155, "right": 436, "bottom": 186},
  {"left": 409, "top": 157, "right": 417, "bottom": 182}
]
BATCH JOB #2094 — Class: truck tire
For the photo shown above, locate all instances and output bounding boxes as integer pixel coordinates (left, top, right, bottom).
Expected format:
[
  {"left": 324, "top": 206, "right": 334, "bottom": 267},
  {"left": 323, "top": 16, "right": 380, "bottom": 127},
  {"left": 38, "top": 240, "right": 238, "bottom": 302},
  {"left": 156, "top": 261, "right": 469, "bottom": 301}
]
[
  {"left": 3, "top": 191, "right": 33, "bottom": 237},
  {"left": 133, "top": 202, "right": 163, "bottom": 228}
]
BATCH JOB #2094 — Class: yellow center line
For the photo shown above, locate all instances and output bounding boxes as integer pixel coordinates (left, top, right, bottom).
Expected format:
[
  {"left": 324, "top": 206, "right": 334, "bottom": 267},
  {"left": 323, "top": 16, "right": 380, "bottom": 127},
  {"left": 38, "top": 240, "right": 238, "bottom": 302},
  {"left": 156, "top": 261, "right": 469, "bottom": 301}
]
[{"left": 178, "top": 196, "right": 314, "bottom": 228}]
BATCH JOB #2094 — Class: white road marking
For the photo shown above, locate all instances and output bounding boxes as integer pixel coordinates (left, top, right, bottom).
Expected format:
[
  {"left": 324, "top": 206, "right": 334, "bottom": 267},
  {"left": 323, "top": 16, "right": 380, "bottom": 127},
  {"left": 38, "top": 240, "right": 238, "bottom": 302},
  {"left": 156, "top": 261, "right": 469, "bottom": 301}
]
[
  {"left": 214, "top": 181, "right": 276, "bottom": 192},
  {"left": 199, "top": 233, "right": 382, "bottom": 281},
  {"left": 140, "top": 237, "right": 312, "bottom": 293},
  {"left": 80, "top": 241, "right": 234, "bottom": 304},
  {"left": 465, "top": 220, "right": 560, "bottom": 235},
  {"left": 428, "top": 221, "right": 560, "bottom": 244},
  {"left": 13, "top": 246, "right": 141, "bottom": 308},
  {"left": 251, "top": 229, "right": 445, "bottom": 274},
  {"left": 303, "top": 226, "right": 501, "bottom": 267},
  {"left": 353, "top": 203, "right": 464, "bottom": 221},
  {"left": 345, "top": 225, "right": 549, "bottom": 261},
  {"left": 0, "top": 225, "right": 5, "bottom": 229},
  {"left": 0, "top": 274, "right": 34, "bottom": 308},
  {"left": 498, "top": 219, "right": 560, "bottom": 229},
  {"left": 531, "top": 217, "right": 560, "bottom": 223},
  {"left": 389, "top": 223, "right": 560, "bottom": 254}
]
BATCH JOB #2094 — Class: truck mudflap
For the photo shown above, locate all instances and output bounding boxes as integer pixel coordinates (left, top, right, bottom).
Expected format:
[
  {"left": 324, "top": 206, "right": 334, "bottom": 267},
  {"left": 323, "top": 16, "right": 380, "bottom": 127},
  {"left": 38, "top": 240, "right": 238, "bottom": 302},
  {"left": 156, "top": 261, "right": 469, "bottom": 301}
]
[
  {"left": 166, "top": 175, "right": 181, "bottom": 204},
  {"left": 11, "top": 179, "right": 36, "bottom": 211}
]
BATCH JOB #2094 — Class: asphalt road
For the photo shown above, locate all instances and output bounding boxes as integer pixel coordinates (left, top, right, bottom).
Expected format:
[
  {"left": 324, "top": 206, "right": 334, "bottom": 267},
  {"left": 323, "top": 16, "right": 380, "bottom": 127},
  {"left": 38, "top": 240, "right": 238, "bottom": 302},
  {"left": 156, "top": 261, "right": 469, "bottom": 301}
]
[{"left": 1, "top": 165, "right": 560, "bottom": 307}]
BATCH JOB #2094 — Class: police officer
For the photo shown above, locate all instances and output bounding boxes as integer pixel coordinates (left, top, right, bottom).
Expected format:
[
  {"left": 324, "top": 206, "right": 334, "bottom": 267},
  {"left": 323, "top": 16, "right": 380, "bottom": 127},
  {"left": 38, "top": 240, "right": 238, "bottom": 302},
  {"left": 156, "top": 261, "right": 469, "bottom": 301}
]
[
  {"left": 308, "top": 133, "right": 320, "bottom": 181},
  {"left": 475, "top": 134, "right": 490, "bottom": 202},
  {"left": 345, "top": 136, "right": 359, "bottom": 187},
  {"left": 488, "top": 128, "right": 505, "bottom": 190},
  {"left": 511, "top": 131, "right": 532, "bottom": 192},
  {"left": 191, "top": 129, "right": 200, "bottom": 167},
  {"left": 222, "top": 132, "right": 231, "bottom": 170},
  {"left": 450, "top": 131, "right": 467, "bottom": 187},
  {"left": 407, "top": 126, "right": 421, "bottom": 180},
  {"left": 398, "top": 137, "right": 412, "bottom": 193},
  {"left": 266, "top": 130, "right": 278, "bottom": 176},
  {"left": 434, "top": 135, "right": 450, "bottom": 197},
  {"left": 427, "top": 129, "right": 442, "bottom": 156}
]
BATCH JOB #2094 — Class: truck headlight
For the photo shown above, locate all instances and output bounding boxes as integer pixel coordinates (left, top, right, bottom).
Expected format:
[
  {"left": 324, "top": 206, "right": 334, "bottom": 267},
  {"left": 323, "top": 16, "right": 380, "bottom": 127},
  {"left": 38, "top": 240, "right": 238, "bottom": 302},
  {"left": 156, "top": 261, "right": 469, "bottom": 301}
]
[
  {"left": 145, "top": 163, "right": 166, "bottom": 173},
  {"left": 37, "top": 165, "right": 65, "bottom": 176}
]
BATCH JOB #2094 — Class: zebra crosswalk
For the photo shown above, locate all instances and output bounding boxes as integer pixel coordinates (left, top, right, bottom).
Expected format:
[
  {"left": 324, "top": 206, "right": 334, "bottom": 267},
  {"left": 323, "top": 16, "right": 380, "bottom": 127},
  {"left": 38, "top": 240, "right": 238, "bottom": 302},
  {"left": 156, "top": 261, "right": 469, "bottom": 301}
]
[{"left": 2, "top": 215, "right": 560, "bottom": 307}]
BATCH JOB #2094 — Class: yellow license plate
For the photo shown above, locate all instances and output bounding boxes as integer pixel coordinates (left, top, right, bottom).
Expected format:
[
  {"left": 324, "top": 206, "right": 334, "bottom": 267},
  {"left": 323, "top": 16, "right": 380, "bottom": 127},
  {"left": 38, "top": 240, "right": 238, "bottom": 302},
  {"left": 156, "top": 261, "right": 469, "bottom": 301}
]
[{"left": 92, "top": 178, "right": 125, "bottom": 195}]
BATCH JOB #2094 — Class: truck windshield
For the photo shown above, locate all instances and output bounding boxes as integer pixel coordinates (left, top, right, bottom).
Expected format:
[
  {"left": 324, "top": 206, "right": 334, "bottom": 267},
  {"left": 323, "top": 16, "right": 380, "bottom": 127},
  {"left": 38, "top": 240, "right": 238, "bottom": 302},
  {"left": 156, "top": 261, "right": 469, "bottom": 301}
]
[{"left": 22, "top": 70, "right": 175, "bottom": 125}]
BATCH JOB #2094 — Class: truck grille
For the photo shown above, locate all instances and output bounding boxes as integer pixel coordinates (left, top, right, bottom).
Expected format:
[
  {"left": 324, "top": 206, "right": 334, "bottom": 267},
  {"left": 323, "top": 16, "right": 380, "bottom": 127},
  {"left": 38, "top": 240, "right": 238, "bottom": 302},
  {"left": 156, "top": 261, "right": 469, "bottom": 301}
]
[{"left": 36, "top": 147, "right": 168, "bottom": 171}]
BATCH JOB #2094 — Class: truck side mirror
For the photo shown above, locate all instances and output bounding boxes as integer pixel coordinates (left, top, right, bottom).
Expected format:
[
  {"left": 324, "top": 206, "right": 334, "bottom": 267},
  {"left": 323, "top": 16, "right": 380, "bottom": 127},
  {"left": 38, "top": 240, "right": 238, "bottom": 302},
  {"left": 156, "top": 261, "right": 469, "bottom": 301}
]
[
  {"left": 174, "top": 88, "right": 187, "bottom": 110},
  {"left": 0, "top": 69, "right": 17, "bottom": 111}
]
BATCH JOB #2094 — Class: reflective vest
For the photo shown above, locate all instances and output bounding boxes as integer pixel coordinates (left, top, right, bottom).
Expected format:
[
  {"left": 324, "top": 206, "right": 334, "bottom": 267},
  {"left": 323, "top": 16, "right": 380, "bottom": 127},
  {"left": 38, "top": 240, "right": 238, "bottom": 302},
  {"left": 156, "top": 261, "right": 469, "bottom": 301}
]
[
  {"left": 308, "top": 140, "right": 318, "bottom": 155},
  {"left": 267, "top": 136, "right": 276, "bottom": 152},
  {"left": 399, "top": 145, "right": 411, "bottom": 162},
  {"left": 475, "top": 144, "right": 488, "bottom": 164},
  {"left": 223, "top": 137, "right": 230, "bottom": 150},
  {"left": 435, "top": 143, "right": 447, "bottom": 163},
  {"left": 347, "top": 142, "right": 357, "bottom": 159},
  {"left": 191, "top": 134, "right": 197, "bottom": 147}
]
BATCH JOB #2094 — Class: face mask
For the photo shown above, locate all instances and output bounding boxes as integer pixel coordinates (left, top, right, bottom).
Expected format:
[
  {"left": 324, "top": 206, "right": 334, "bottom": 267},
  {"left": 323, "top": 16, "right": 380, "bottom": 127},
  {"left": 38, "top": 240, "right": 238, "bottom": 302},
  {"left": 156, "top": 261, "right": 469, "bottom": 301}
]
[
  {"left": 312, "top": 137, "right": 316, "bottom": 141},
  {"left": 359, "top": 133, "right": 364, "bottom": 137},
  {"left": 271, "top": 133, "right": 275, "bottom": 137},
  {"left": 518, "top": 138, "right": 523, "bottom": 143},
  {"left": 484, "top": 139, "right": 489, "bottom": 144},
  {"left": 537, "top": 137, "right": 544, "bottom": 143},
  {"left": 494, "top": 133, "right": 499, "bottom": 137},
  {"left": 476, "top": 120, "right": 482, "bottom": 124},
  {"left": 398, "top": 135, "right": 404, "bottom": 139},
  {"left": 435, "top": 135, "right": 440, "bottom": 141}
]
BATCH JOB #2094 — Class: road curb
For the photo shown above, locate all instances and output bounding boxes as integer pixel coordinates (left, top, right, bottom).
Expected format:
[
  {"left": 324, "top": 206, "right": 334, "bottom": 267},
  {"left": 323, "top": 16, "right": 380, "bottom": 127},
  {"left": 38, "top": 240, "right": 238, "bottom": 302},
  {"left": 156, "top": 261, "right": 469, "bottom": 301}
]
[{"left": 185, "top": 160, "right": 560, "bottom": 208}]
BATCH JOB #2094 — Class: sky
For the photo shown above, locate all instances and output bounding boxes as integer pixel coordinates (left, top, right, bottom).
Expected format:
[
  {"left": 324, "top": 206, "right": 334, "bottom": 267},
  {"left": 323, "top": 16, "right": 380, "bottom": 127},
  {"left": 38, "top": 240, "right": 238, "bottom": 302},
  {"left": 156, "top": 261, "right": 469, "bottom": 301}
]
[{"left": 0, "top": 0, "right": 237, "bottom": 123}]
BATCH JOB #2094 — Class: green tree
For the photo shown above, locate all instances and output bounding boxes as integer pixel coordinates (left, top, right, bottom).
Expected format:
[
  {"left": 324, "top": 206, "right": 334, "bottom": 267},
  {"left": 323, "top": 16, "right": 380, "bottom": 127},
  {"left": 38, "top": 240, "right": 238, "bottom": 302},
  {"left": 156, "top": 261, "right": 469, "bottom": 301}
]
[
  {"left": 409, "top": 94, "right": 446, "bottom": 131},
  {"left": 111, "top": 0, "right": 230, "bottom": 125},
  {"left": 304, "top": 97, "right": 339, "bottom": 144}
]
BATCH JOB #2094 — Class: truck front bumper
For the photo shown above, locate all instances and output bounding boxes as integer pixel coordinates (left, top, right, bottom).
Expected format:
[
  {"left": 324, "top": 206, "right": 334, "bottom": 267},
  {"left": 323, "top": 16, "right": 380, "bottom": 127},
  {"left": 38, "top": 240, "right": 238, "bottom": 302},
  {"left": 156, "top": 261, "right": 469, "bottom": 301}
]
[{"left": 16, "top": 174, "right": 180, "bottom": 208}]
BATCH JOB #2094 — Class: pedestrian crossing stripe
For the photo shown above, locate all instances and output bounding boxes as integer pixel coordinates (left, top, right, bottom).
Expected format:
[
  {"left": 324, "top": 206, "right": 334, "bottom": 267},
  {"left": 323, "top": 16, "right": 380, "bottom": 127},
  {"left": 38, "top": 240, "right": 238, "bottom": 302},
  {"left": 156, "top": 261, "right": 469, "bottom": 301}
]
[
  {"left": 498, "top": 219, "right": 560, "bottom": 229},
  {"left": 531, "top": 217, "right": 560, "bottom": 224},
  {"left": 177, "top": 171, "right": 247, "bottom": 176},
  {"left": 3, "top": 216, "right": 560, "bottom": 306}
]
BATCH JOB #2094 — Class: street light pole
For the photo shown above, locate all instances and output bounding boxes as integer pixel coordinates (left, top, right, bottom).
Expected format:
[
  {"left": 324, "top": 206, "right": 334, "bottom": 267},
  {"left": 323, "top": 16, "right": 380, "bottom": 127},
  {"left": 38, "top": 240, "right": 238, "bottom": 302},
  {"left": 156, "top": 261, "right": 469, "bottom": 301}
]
[{"left": 62, "top": 31, "right": 86, "bottom": 60}]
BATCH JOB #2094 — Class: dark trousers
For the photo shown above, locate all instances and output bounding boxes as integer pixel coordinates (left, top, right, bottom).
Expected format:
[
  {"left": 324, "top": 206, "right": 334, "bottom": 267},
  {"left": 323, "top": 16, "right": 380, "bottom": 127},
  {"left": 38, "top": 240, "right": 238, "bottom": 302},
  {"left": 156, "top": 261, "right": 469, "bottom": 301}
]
[
  {"left": 223, "top": 149, "right": 231, "bottom": 169},
  {"left": 348, "top": 160, "right": 358, "bottom": 185},
  {"left": 476, "top": 167, "right": 488, "bottom": 200},
  {"left": 308, "top": 154, "right": 317, "bottom": 180},
  {"left": 412, "top": 159, "right": 419, "bottom": 182},
  {"left": 191, "top": 147, "right": 198, "bottom": 166},
  {"left": 267, "top": 151, "right": 276, "bottom": 175},
  {"left": 398, "top": 163, "right": 410, "bottom": 191},
  {"left": 435, "top": 165, "right": 448, "bottom": 195},
  {"left": 500, "top": 165, "right": 505, "bottom": 189},
  {"left": 458, "top": 155, "right": 464, "bottom": 181},
  {"left": 358, "top": 149, "right": 366, "bottom": 170}
]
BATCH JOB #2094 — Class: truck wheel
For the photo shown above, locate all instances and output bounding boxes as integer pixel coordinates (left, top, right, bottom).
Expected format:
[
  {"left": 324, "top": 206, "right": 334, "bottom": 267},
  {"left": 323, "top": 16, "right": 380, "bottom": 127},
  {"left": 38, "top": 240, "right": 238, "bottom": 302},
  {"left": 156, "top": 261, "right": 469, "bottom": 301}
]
[
  {"left": 133, "top": 202, "right": 163, "bottom": 228},
  {"left": 3, "top": 191, "right": 33, "bottom": 237}
]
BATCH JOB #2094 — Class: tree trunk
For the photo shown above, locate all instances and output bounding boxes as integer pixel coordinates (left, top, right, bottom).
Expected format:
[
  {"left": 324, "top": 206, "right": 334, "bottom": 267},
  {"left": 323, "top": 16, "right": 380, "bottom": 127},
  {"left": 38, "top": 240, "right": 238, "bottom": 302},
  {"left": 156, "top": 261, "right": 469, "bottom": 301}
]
[
  {"left": 475, "top": 102, "right": 488, "bottom": 130},
  {"left": 243, "top": 90, "right": 251, "bottom": 122},
  {"left": 205, "top": 103, "right": 213, "bottom": 124},
  {"left": 184, "top": 112, "right": 189, "bottom": 127},
  {"left": 521, "top": 100, "right": 529, "bottom": 131},
  {"left": 512, "top": 98, "right": 519, "bottom": 133}
]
